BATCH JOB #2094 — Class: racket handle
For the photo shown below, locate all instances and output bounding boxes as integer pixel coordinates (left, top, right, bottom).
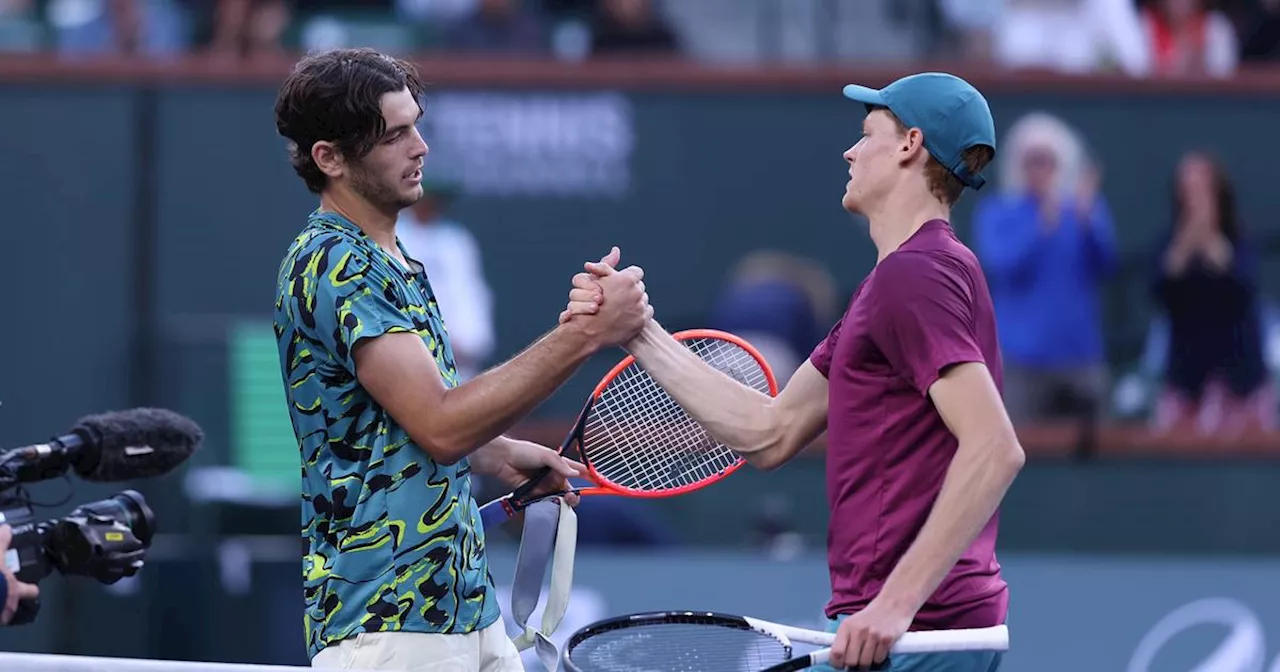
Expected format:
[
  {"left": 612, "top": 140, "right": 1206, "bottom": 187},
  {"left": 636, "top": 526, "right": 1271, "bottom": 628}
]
[
  {"left": 476, "top": 467, "right": 553, "bottom": 531},
  {"left": 805, "top": 650, "right": 887, "bottom": 671},
  {"left": 510, "top": 465, "right": 553, "bottom": 502},
  {"left": 478, "top": 496, "right": 516, "bottom": 529}
]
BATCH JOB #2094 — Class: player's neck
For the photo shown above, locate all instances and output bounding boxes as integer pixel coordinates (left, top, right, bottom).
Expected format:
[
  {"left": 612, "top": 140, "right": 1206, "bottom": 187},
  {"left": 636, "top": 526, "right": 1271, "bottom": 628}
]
[
  {"left": 867, "top": 193, "right": 949, "bottom": 264},
  {"left": 319, "top": 190, "right": 400, "bottom": 253}
]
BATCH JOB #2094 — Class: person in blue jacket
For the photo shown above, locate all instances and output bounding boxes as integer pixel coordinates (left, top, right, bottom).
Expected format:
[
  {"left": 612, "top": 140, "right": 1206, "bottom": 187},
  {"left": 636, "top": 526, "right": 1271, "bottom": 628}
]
[{"left": 972, "top": 112, "right": 1118, "bottom": 427}]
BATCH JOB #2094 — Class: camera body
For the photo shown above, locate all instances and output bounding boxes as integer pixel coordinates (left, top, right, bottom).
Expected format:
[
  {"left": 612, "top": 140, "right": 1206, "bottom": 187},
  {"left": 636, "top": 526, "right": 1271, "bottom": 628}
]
[{"left": 1, "top": 490, "right": 156, "bottom": 625}]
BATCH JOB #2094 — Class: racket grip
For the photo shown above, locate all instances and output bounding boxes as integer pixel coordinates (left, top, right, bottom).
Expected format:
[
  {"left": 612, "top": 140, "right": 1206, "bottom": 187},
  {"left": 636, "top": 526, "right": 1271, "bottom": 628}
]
[
  {"left": 478, "top": 497, "right": 513, "bottom": 529},
  {"left": 510, "top": 465, "right": 553, "bottom": 502}
]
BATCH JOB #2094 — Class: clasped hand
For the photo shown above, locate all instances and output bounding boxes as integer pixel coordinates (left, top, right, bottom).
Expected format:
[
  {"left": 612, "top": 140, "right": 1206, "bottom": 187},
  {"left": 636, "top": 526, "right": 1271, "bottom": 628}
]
[{"left": 558, "top": 246, "right": 651, "bottom": 348}]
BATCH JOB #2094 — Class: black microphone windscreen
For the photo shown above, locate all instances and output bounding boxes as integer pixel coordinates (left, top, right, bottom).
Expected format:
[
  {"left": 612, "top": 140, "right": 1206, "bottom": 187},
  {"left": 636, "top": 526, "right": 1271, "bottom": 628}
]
[{"left": 71, "top": 408, "right": 203, "bottom": 482}]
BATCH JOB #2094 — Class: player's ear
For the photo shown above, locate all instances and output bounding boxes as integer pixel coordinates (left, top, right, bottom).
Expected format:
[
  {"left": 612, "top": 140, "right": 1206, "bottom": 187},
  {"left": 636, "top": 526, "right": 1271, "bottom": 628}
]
[
  {"left": 899, "top": 128, "right": 926, "bottom": 166},
  {"left": 311, "top": 140, "right": 345, "bottom": 181}
]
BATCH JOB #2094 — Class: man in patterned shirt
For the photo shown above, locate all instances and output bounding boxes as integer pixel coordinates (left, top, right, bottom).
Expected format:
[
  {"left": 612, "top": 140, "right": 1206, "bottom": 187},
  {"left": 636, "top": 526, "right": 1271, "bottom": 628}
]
[{"left": 272, "top": 48, "right": 651, "bottom": 671}]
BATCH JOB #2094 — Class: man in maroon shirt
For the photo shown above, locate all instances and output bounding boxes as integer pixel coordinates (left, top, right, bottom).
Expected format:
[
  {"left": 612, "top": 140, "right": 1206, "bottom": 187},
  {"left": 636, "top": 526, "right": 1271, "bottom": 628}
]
[{"left": 562, "top": 72, "right": 1023, "bottom": 671}]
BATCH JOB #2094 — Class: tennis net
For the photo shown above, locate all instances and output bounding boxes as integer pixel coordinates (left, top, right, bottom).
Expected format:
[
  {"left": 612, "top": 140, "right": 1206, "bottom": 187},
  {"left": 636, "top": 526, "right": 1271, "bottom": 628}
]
[{"left": 0, "top": 653, "right": 378, "bottom": 672}]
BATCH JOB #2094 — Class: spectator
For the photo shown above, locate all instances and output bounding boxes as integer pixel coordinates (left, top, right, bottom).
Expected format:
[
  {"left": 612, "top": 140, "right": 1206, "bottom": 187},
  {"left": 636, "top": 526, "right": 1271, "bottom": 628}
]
[
  {"left": 396, "top": 0, "right": 474, "bottom": 23},
  {"left": 972, "top": 112, "right": 1118, "bottom": 430},
  {"left": 963, "top": 0, "right": 1151, "bottom": 76},
  {"left": 447, "top": 0, "right": 546, "bottom": 53},
  {"left": 47, "top": 0, "right": 188, "bottom": 56},
  {"left": 395, "top": 179, "right": 496, "bottom": 382},
  {"left": 1240, "top": 0, "right": 1280, "bottom": 61},
  {"left": 0, "top": 0, "right": 39, "bottom": 52},
  {"left": 1151, "top": 151, "right": 1275, "bottom": 435},
  {"left": 707, "top": 250, "right": 838, "bottom": 386},
  {"left": 192, "top": 0, "right": 291, "bottom": 60},
  {"left": 589, "top": 0, "right": 678, "bottom": 56},
  {"left": 1139, "top": 0, "right": 1240, "bottom": 77}
]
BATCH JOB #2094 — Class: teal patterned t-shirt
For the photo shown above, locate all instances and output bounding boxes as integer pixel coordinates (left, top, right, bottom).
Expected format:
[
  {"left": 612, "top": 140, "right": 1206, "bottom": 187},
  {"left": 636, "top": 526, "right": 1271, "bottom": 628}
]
[{"left": 273, "top": 210, "right": 500, "bottom": 659}]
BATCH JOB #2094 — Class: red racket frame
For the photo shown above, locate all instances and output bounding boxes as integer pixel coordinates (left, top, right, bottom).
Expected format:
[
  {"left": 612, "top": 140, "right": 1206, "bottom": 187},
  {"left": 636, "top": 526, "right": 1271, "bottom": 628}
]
[{"left": 480, "top": 328, "right": 779, "bottom": 525}]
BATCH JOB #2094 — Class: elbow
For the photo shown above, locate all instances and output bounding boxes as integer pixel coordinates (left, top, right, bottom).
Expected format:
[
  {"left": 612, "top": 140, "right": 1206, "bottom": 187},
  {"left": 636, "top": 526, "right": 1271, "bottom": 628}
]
[
  {"left": 969, "top": 431, "right": 1025, "bottom": 481},
  {"left": 1002, "top": 439, "right": 1026, "bottom": 479},
  {"left": 740, "top": 414, "right": 800, "bottom": 472},
  {"left": 415, "top": 436, "right": 465, "bottom": 466},
  {"left": 409, "top": 427, "right": 477, "bottom": 466},
  {"left": 753, "top": 405, "right": 792, "bottom": 470},
  {"left": 405, "top": 389, "right": 491, "bottom": 466},
  {"left": 744, "top": 449, "right": 787, "bottom": 472}
]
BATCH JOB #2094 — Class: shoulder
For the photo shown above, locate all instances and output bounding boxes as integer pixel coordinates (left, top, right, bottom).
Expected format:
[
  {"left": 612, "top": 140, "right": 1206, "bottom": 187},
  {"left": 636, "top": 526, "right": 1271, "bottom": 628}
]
[
  {"left": 287, "top": 229, "right": 388, "bottom": 288},
  {"left": 285, "top": 226, "right": 366, "bottom": 266},
  {"left": 874, "top": 249, "right": 975, "bottom": 301}
]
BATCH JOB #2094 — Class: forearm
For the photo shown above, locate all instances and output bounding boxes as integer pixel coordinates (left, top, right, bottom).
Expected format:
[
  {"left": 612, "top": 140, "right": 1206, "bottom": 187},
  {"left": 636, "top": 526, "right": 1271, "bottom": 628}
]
[
  {"left": 876, "top": 437, "right": 1023, "bottom": 613},
  {"left": 627, "top": 321, "right": 783, "bottom": 456},
  {"left": 469, "top": 436, "right": 516, "bottom": 476},
  {"left": 429, "top": 326, "right": 594, "bottom": 463}
]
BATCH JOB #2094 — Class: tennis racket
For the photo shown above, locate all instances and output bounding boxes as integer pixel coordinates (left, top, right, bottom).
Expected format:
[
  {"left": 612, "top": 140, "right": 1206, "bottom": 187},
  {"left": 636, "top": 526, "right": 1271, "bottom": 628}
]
[
  {"left": 477, "top": 328, "right": 778, "bottom": 529},
  {"left": 561, "top": 610, "right": 1010, "bottom": 672}
]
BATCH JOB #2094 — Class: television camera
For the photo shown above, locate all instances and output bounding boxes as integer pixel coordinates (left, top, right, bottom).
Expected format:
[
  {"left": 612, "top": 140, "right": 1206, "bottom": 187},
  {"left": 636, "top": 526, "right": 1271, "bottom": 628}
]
[{"left": 0, "top": 408, "right": 202, "bottom": 625}]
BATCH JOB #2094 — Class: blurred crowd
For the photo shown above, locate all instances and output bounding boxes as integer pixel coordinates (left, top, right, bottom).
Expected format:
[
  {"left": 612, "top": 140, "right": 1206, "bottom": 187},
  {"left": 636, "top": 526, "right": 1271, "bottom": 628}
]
[
  {"left": 0, "top": 0, "right": 682, "bottom": 61},
  {"left": 941, "top": 0, "right": 1280, "bottom": 76},
  {"left": 0, "top": 0, "right": 1276, "bottom": 74},
  {"left": 703, "top": 108, "right": 1280, "bottom": 442},
  {"left": 969, "top": 112, "right": 1279, "bottom": 439}
]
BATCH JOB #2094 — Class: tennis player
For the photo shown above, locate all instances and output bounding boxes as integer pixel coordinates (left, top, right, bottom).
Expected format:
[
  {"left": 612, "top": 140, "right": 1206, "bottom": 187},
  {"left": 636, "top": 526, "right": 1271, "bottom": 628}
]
[
  {"left": 564, "top": 73, "right": 1022, "bottom": 671},
  {"left": 272, "top": 48, "right": 651, "bottom": 671}
]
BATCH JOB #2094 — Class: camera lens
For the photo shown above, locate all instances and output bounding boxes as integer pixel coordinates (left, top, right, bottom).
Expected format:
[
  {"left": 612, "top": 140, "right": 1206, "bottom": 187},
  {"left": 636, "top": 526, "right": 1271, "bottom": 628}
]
[{"left": 69, "top": 489, "right": 156, "bottom": 545}]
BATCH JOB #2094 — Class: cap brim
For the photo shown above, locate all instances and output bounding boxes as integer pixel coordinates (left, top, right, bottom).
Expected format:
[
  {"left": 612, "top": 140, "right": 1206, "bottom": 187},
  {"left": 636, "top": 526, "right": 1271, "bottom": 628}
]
[{"left": 842, "top": 84, "right": 885, "bottom": 105}]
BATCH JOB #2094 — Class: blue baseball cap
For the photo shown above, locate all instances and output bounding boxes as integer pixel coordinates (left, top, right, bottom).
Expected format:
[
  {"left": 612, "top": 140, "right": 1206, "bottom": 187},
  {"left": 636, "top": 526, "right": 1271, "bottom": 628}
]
[{"left": 842, "top": 72, "right": 997, "bottom": 190}]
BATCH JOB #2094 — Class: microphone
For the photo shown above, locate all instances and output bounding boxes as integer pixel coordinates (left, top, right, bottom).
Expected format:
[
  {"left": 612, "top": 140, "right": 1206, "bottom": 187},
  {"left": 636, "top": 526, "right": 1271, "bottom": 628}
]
[{"left": 0, "top": 408, "right": 203, "bottom": 486}]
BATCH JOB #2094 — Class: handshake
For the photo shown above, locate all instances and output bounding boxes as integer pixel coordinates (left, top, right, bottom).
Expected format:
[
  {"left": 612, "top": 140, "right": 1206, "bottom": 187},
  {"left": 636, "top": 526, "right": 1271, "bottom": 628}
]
[{"left": 556, "top": 247, "right": 654, "bottom": 350}]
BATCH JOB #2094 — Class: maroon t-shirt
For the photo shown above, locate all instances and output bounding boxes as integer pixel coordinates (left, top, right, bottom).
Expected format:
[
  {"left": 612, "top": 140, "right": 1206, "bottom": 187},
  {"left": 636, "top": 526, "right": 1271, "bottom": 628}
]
[{"left": 810, "top": 219, "right": 1008, "bottom": 630}]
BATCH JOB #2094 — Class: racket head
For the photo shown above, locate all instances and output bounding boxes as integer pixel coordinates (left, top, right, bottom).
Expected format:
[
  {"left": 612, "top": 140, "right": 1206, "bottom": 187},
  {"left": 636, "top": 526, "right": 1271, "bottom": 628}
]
[
  {"left": 562, "top": 610, "right": 795, "bottom": 672},
  {"left": 578, "top": 329, "right": 779, "bottom": 498}
]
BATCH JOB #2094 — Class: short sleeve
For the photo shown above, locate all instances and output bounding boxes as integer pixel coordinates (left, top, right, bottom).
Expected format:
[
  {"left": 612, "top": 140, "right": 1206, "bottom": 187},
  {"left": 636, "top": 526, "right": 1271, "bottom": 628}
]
[
  {"left": 287, "top": 237, "right": 416, "bottom": 374},
  {"left": 808, "top": 315, "right": 844, "bottom": 378},
  {"left": 869, "top": 253, "right": 985, "bottom": 396}
]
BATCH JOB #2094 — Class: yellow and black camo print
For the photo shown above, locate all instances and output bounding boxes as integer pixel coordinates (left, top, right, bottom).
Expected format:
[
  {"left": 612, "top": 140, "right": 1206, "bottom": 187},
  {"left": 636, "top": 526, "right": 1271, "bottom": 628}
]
[{"left": 273, "top": 211, "right": 499, "bottom": 660}]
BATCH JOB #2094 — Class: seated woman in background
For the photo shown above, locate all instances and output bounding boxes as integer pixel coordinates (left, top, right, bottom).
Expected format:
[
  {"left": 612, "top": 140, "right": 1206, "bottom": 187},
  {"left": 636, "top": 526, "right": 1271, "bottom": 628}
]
[{"left": 1152, "top": 150, "right": 1276, "bottom": 435}]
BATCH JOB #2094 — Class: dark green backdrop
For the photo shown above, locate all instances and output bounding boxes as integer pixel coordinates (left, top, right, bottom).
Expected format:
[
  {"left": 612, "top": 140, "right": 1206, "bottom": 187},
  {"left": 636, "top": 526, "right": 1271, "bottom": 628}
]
[{"left": 2, "top": 76, "right": 1279, "bottom": 662}]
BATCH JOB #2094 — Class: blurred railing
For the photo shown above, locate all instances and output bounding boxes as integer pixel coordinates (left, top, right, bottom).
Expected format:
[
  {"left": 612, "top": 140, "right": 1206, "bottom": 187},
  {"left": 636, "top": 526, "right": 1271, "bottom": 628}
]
[{"left": 4, "top": 51, "right": 1280, "bottom": 91}]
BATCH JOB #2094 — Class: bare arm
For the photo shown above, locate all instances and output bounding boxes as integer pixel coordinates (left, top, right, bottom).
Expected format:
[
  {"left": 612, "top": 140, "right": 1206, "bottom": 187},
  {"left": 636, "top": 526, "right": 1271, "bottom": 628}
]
[
  {"left": 355, "top": 326, "right": 597, "bottom": 465},
  {"left": 625, "top": 320, "right": 828, "bottom": 470},
  {"left": 356, "top": 252, "right": 650, "bottom": 467},
  {"left": 874, "top": 362, "right": 1025, "bottom": 614}
]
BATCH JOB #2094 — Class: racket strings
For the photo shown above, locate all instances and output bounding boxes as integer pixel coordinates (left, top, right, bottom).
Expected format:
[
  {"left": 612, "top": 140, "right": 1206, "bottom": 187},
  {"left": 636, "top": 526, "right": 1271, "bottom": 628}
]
[
  {"left": 587, "top": 342, "right": 759, "bottom": 490},
  {"left": 583, "top": 338, "right": 772, "bottom": 492},
  {"left": 566, "top": 622, "right": 789, "bottom": 672},
  {"left": 593, "top": 364, "right": 733, "bottom": 482}
]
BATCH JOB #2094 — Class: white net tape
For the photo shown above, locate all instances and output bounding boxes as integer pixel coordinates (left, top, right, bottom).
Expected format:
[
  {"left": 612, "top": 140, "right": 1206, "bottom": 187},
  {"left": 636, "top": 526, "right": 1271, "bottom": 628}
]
[{"left": 0, "top": 653, "right": 378, "bottom": 672}]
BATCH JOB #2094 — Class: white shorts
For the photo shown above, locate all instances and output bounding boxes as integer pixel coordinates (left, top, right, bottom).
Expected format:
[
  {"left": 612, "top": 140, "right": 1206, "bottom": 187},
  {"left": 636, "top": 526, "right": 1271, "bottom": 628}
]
[{"left": 310, "top": 621, "right": 523, "bottom": 671}]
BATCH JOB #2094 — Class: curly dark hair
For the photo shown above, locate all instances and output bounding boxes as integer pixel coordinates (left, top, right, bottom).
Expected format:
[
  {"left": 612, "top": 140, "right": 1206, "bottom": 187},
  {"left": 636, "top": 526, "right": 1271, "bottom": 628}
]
[{"left": 274, "top": 48, "right": 425, "bottom": 194}]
